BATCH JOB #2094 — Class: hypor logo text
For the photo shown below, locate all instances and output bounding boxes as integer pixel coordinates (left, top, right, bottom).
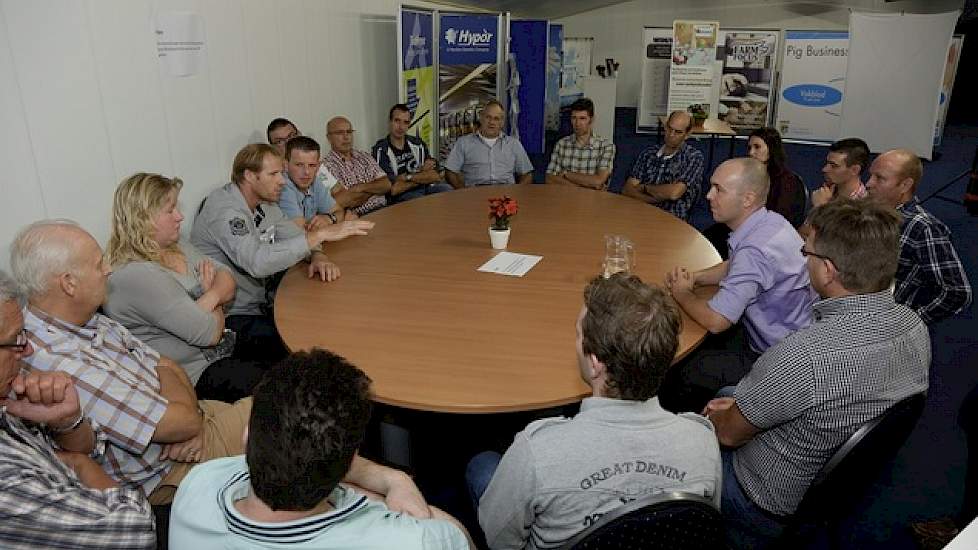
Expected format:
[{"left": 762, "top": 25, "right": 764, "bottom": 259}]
[{"left": 444, "top": 27, "right": 492, "bottom": 47}]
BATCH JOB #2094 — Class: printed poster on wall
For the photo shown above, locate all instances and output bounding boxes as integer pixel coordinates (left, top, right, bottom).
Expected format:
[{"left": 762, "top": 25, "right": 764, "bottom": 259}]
[
  {"left": 935, "top": 35, "right": 964, "bottom": 147},
  {"left": 438, "top": 13, "right": 501, "bottom": 161},
  {"left": 546, "top": 24, "right": 563, "bottom": 132},
  {"left": 716, "top": 30, "right": 778, "bottom": 134},
  {"left": 667, "top": 21, "right": 719, "bottom": 120},
  {"left": 560, "top": 37, "right": 593, "bottom": 107},
  {"left": 401, "top": 9, "right": 435, "bottom": 151},
  {"left": 638, "top": 27, "right": 672, "bottom": 130},
  {"left": 776, "top": 31, "right": 849, "bottom": 143}
]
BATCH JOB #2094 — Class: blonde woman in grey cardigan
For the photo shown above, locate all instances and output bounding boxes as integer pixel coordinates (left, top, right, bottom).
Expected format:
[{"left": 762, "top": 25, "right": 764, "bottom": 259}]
[{"left": 104, "top": 173, "right": 267, "bottom": 402}]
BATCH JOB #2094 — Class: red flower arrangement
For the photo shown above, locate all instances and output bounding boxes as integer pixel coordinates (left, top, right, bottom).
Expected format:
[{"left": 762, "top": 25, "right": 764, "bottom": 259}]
[{"left": 488, "top": 195, "right": 519, "bottom": 230}]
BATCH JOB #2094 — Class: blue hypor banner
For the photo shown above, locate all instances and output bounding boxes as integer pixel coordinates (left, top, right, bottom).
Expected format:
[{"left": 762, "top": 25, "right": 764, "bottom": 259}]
[{"left": 438, "top": 13, "right": 501, "bottom": 161}]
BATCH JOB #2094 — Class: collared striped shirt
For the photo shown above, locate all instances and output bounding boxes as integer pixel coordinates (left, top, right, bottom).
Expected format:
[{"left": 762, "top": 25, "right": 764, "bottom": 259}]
[
  {"left": 22, "top": 307, "right": 172, "bottom": 494},
  {"left": 323, "top": 149, "right": 389, "bottom": 216},
  {"left": 628, "top": 141, "right": 705, "bottom": 222},
  {"left": 894, "top": 197, "right": 972, "bottom": 324},
  {"left": 732, "top": 291, "right": 929, "bottom": 516},
  {"left": 546, "top": 133, "right": 616, "bottom": 183},
  {"left": 0, "top": 410, "right": 155, "bottom": 549}
]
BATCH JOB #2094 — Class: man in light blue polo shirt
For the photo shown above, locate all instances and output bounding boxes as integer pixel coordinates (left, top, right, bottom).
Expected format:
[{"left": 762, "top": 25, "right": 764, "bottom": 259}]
[
  {"left": 170, "top": 349, "right": 472, "bottom": 550},
  {"left": 445, "top": 99, "right": 534, "bottom": 187},
  {"left": 278, "top": 136, "right": 349, "bottom": 230},
  {"left": 660, "top": 158, "right": 815, "bottom": 413}
]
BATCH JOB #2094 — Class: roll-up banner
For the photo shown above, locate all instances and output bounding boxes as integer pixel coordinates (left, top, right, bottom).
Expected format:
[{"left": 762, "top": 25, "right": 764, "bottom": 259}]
[
  {"left": 509, "top": 20, "right": 548, "bottom": 154},
  {"left": 667, "top": 21, "right": 719, "bottom": 120},
  {"left": 716, "top": 30, "right": 779, "bottom": 134},
  {"left": 776, "top": 31, "right": 849, "bottom": 144},
  {"left": 546, "top": 24, "right": 563, "bottom": 133},
  {"left": 438, "top": 12, "right": 502, "bottom": 162},
  {"left": 637, "top": 27, "right": 672, "bottom": 131},
  {"left": 935, "top": 35, "right": 964, "bottom": 147},
  {"left": 560, "top": 37, "right": 593, "bottom": 107},
  {"left": 399, "top": 8, "right": 436, "bottom": 151}
]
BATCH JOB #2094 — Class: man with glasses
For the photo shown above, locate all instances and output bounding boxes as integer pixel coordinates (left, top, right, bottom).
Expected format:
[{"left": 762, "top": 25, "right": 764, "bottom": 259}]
[
  {"left": 324, "top": 116, "right": 392, "bottom": 216},
  {"left": 267, "top": 118, "right": 300, "bottom": 158},
  {"left": 704, "top": 199, "right": 930, "bottom": 548},
  {"left": 622, "top": 110, "right": 705, "bottom": 223},
  {"left": 0, "top": 270, "right": 156, "bottom": 548},
  {"left": 660, "top": 158, "right": 814, "bottom": 413}
]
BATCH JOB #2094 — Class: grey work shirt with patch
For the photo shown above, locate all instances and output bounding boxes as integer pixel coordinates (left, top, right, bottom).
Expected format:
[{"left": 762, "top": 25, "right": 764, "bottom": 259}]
[
  {"left": 478, "top": 396, "right": 722, "bottom": 550},
  {"left": 191, "top": 183, "right": 309, "bottom": 317}
]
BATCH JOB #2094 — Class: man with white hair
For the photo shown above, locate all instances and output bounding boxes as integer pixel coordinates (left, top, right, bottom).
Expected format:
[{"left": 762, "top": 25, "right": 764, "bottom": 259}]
[
  {"left": 0, "top": 269, "right": 156, "bottom": 548},
  {"left": 10, "top": 220, "right": 435, "bottom": 515},
  {"left": 660, "top": 158, "right": 815, "bottom": 413}
]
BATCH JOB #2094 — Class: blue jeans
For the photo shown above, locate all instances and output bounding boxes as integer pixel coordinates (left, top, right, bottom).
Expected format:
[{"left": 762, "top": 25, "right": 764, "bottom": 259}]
[
  {"left": 465, "top": 451, "right": 502, "bottom": 513},
  {"left": 721, "top": 450, "right": 787, "bottom": 549},
  {"left": 393, "top": 182, "right": 454, "bottom": 203}
]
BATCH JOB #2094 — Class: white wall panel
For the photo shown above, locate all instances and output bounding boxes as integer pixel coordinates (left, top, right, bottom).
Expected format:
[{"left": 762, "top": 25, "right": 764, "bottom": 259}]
[
  {"left": 87, "top": 0, "right": 173, "bottom": 181},
  {"left": 0, "top": 4, "right": 47, "bottom": 270},
  {"left": 3, "top": 0, "right": 117, "bottom": 245},
  {"left": 0, "top": 0, "right": 434, "bottom": 269}
]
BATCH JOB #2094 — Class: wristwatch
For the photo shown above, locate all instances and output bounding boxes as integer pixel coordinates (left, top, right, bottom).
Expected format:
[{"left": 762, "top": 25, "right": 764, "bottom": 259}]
[
  {"left": 325, "top": 212, "right": 338, "bottom": 224},
  {"left": 406, "top": 173, "right": 414, "bottom": 182}
]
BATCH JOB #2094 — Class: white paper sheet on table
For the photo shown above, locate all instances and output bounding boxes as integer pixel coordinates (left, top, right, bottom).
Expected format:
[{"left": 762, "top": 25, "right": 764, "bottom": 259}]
[{"left": 477, "top": 252, "right": 543, "bottom": 277}]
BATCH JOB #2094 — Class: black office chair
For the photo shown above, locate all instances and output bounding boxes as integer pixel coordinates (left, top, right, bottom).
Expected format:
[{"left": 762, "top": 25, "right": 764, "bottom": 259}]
[
  {"left": 559, "top": 491, "right": 723, "bottom": 550},
  {"left": 776, "top": 392, "right": 927, "bottom": 549}
]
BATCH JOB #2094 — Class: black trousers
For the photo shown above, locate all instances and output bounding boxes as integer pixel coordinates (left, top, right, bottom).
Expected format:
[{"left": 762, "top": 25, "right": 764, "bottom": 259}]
[
  {"left": 657, "top": 324, "right": 760, "bottom": 414},
  {"left": 225, "top": 314, "right": 289, "bottom": 362},
  {"left": 194, "top": 355, "right": 269, "bottom": 403}
]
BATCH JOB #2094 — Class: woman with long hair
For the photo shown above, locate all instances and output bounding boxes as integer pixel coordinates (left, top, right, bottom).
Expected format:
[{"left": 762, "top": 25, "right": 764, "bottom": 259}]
[
  {"left": 104, "top": 173, "right": 265, "bottom": 402},
  {"left": 747, "top": 127, "right": 807, "bottom": 228}
]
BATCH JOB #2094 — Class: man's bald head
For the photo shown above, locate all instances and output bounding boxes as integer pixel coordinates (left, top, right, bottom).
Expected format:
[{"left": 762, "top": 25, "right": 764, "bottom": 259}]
[
  {"left": 666, "top": 110, "right": 693, "bottom": 132},
  {"left": 326, "top": 117, "right": 350, "bottom": 134},
  {"left": 326, "top": 117, "right": 355, "bottom": 155},
  {"left": 720, "top": 158, "right": 770, "bottom": 205},
  {"left": 882, "top": 149, "right": 922, "bottom": 190}
]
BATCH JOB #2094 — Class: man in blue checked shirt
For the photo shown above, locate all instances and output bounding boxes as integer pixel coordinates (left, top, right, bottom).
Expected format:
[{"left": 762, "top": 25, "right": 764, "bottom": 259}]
[
  {"left": 866, "top": 148, "right": 972, "bottom": 324},
  {"left": 622, "top": 110, "right": 705, "bottom": 223}
]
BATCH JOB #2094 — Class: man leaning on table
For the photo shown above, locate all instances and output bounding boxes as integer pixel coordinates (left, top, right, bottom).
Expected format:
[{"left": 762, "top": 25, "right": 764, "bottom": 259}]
[
  {"left": 466, "top": 274, "right": 721, "bottom": 550},
  {"left": 545, "top": 97, "right": 615, "bottom": 190},
  {"left": 445, "top": 99, "right": 534, "bottom": 188},
  {"left": 659, "top": 158, "right": 815, "bottom": 413},
  {"left": 622, "top": 110, "right": 705, "bottom": 223}
]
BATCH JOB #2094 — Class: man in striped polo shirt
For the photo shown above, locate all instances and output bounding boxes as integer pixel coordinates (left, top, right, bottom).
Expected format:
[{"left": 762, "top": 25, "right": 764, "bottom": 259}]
[{"left": 705, "top": 198, "right": 930, "bottom": 548}]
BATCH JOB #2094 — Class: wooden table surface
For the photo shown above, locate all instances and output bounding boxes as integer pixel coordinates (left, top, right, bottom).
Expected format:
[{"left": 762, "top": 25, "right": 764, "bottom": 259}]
[{"left": 275, "top": 184, "right": 721, "bottom": 414}]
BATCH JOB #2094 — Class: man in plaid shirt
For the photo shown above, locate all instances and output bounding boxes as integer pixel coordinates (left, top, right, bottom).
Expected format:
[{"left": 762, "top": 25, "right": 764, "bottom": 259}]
[
  {"left": 11, "top": 220, "right": 435, "bottom": 516},
  {"left": 622, "top": 110, "right": 705, "bottom": 222},
  {"left": 545, "top": 98, "right": 616, "bottom": 190},
  {"left": 866, "top": 149, "right": 972, "bottom": 324},
  {"left": 325, "top": 116, "right": 393, "bottom": 216},
  {"left": 0, "top": 270, "right": 155, "bottom": 549}
]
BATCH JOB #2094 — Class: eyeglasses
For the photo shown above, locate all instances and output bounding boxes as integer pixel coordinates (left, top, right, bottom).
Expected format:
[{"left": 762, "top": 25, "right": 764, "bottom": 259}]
[
  {"left": 328, "top": 129, "right": 356, "bottom": 136},
  {"left": 0, "top": 329, "right": 28, "bottom": 352},
  {"left": 800, "top": 246, "right": 835, "bottom": 265},
  {"left": 270, "top": 131, "right": 299, "bottom": 146}
]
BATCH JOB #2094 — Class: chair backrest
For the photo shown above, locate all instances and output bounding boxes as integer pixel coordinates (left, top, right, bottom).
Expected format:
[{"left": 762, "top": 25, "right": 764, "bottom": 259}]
[
  {"left": 794, "top": 392, "right": 927, "bottom": 521},
  {"left": 560, "top": 491, "right": 723, "bottom": 550}
]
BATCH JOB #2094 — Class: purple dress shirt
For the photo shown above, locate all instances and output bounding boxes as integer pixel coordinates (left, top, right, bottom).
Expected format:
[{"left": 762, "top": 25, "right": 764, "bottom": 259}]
[{"left": 708, "top": 208, "right": 815, "bottom": 352}]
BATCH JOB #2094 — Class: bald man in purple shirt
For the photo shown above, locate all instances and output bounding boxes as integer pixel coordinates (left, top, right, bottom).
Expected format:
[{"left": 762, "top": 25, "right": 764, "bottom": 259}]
[{"left": 660, "top": 158, "right": 815, "bottom": 413}]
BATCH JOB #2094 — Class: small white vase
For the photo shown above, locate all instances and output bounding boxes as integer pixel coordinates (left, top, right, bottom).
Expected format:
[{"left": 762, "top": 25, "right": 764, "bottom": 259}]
[{"left": 489, "top": 227, "right": 511, "bottom": 249}]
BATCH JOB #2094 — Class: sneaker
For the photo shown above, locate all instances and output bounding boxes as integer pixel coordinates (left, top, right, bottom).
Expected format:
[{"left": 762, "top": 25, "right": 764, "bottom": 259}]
[{"left": 911, "top": 517, "right": 960, "bottom": 550}]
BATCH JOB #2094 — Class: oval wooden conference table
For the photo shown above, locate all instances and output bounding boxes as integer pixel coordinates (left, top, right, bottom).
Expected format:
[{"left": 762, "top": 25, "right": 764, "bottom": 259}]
[{"left": 275, "top": 184, "right": 721, "bottom": 414}]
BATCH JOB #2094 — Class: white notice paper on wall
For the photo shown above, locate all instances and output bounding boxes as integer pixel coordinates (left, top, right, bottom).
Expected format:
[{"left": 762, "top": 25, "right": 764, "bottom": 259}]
[
  {"left": 154, "top": 12, "right": 205, "bottom": 77},
  {"left": 478, "top": 252, "right": 543, "bottom": 277}
]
